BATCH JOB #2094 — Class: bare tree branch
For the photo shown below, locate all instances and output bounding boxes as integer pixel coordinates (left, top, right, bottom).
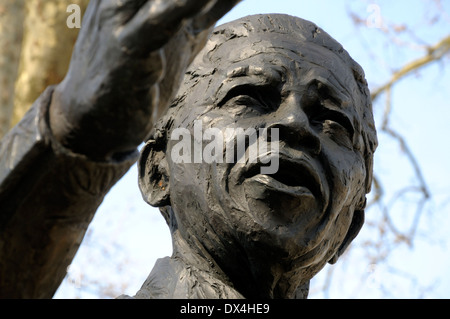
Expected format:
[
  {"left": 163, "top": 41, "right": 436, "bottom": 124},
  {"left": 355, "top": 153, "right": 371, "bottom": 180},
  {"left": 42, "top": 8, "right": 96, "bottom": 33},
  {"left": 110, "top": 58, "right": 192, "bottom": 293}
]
[{"left": 371, "top": 35, "right": 450, "bottom": 102}]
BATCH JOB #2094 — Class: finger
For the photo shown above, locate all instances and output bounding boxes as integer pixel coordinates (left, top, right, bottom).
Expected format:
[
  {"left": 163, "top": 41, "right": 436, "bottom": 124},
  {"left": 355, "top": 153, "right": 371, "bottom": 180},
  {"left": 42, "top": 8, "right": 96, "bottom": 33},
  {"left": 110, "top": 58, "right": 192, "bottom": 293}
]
[
  {"left": 103, "top": 0, "right": 148, "bottom": 25},
  {"left": 117, "top": 0, "right": 212, "bottom": 55},
  {"left": 192, "top": 0, "right": 242, "bottom": 31},
  {"left": 75, "top": 0, "right": 100, "bottom": 42}
]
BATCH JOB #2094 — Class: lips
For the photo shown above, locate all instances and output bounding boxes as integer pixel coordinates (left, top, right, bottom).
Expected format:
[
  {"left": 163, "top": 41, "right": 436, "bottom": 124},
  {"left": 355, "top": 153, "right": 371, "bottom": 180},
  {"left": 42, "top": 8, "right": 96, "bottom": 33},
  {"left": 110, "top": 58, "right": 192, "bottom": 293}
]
[{"left": 240, "top": 151, "right": 326, "bottom": 203}]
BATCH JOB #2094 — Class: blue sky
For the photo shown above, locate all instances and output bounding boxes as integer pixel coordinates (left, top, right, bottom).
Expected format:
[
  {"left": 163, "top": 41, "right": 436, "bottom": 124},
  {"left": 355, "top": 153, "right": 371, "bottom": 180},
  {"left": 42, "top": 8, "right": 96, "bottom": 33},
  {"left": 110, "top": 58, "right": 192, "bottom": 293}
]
[{"left": 55, "top": 0, "right": 450, "bottom": 299}]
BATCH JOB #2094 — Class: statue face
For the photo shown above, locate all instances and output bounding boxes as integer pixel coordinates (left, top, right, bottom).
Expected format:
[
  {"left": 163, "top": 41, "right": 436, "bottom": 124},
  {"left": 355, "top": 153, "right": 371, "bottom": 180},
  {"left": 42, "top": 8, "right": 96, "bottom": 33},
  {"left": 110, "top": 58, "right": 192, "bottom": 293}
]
[{"left": 159, "top": 32, "right": 368, "bottom": 274}]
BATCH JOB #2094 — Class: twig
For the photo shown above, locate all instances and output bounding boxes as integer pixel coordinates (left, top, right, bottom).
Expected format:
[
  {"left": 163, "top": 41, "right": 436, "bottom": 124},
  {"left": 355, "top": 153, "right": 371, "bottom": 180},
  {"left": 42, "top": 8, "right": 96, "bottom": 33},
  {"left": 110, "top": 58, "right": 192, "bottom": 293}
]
[{"left": 371, "top": 35, "right": 450, "bottom": 102}]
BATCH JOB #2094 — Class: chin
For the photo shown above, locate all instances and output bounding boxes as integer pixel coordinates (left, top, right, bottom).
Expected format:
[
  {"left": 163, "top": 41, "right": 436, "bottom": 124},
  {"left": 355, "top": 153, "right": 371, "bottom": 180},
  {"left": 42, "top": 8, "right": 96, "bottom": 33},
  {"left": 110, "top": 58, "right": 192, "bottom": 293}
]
[
  {"left": 228, "top": 205, "right": 330, "bottom": 264},
  {"left": 223, "top": 194, "right": 343, "bottom": 271}
]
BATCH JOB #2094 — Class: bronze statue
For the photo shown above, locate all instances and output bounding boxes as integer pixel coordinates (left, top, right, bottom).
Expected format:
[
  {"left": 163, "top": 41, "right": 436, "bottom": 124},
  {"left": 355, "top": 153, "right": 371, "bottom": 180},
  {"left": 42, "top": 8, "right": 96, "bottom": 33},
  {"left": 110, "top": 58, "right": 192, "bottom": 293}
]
[{"left": 0, "top": 1, "right": 377, "bottom": 299}]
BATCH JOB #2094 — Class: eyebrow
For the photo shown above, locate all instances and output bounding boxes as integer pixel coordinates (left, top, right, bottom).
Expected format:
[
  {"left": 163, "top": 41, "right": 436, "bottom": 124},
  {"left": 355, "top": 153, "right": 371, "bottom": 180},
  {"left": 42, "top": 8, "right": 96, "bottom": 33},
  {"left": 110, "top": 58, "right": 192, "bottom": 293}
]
[
  {"left": 214, "top": 64, "right": 283, "bottom": 105},
  {"left": 316, "top": 80, "right": 348, "bottom": 107},
  {"left": 226, "top": 64, "right": 284, "bottom": 83}
]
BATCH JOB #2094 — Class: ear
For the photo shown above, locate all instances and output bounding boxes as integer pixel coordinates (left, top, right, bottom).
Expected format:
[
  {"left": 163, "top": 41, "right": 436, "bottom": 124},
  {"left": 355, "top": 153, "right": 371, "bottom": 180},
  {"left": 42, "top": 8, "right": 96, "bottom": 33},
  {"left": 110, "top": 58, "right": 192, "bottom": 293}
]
[
  {"left": 138, "top": 139, "right": 171, "bottom": 207},
  {"left": 328, "top": 209, "right": 365, "bottom": 265}
]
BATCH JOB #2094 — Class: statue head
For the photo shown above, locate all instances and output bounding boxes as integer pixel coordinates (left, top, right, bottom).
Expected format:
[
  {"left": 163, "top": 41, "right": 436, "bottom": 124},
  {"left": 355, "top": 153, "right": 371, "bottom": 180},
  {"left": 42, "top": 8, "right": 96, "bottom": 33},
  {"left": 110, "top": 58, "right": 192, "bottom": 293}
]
[{"left": 138, "top": 14, "right": 378, "bottom": 298}]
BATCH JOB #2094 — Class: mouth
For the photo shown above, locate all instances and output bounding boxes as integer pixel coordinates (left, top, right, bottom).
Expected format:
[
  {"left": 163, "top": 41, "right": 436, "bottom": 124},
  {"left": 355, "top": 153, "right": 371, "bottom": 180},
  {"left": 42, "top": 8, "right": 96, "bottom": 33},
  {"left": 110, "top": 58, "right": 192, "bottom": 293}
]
[{"left": 240, "top": 152, "right": 325, "bottom": 201}]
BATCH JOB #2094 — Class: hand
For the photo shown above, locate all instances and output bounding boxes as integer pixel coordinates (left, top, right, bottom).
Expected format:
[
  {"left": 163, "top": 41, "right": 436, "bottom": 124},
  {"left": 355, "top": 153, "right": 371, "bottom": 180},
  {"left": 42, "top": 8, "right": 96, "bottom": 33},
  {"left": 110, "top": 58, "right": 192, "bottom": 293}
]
[{"left": 49, "top": 0, "right": 240, "bottom": 161}]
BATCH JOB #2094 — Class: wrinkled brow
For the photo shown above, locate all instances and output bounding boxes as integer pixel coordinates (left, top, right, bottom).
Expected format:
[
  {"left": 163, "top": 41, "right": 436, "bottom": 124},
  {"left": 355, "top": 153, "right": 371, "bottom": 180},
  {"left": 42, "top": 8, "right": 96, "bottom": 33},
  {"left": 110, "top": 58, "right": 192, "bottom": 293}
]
[{"left": 212, "top": 64, "right": 284, "bottom": 105}]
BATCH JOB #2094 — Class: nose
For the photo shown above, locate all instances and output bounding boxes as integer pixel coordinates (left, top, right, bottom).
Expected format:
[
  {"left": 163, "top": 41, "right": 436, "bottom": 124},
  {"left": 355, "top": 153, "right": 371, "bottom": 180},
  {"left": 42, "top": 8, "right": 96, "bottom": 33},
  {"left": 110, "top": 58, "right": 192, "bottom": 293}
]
[{"left": 267, "top": 93, "right": 321, "bottom": 155}]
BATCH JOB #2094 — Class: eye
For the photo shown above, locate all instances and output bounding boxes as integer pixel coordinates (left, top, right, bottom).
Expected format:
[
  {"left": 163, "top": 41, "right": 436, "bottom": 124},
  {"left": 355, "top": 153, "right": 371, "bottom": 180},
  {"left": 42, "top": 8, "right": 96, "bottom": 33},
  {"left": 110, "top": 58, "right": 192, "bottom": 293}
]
[
  {"left": 312, "top": 103, "right": 354, "bottom": 136},
  {"left": 217, "top": 84, "right": 281, "bottom": 113},
  {"left": 309, "top": 102, "right": 355, "bottom": 149}
]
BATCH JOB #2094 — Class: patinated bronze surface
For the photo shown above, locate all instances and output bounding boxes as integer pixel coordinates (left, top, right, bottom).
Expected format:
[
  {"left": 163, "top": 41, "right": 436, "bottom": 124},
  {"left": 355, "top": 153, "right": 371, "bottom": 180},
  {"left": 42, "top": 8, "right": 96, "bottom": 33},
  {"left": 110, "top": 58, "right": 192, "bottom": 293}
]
[
  {"left": 0, "top": 1, "right": 377, "bottom": 299},
  {"left": 135, "top": 14, "right": 378, "bottom": 299}
]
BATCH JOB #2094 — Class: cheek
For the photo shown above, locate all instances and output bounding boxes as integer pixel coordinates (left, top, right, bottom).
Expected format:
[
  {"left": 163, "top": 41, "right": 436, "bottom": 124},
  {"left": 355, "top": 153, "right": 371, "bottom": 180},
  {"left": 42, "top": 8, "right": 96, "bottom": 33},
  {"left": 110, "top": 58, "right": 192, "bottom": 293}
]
[
  {"left": 340, "top": 157, "right": 365, "bottom": 191},
  {"left": 324, "top": 204, "right": 354, "bottom": 257},
  {"left": 326, "top": 147, "right": 366, "bottom": 207}
]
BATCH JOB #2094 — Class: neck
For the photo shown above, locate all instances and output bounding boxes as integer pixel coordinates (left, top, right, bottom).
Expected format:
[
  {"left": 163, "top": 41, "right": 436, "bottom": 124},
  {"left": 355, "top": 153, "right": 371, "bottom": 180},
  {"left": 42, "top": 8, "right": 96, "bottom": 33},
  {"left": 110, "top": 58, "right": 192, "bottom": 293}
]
[
  {"left": 172, "top": 228, "right": 309, "bottom": 299},
  {"left": 225, "top": 254, "right": 308, "bottom": 299},
  {"left": 171, "top": 228, "right": 232, "bottom": 283}
]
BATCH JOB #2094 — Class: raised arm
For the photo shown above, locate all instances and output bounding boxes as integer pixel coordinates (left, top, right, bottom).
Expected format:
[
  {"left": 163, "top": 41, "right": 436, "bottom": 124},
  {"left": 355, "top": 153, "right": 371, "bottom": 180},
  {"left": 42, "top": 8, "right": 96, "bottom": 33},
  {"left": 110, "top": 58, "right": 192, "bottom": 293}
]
[
  {"left": 50, "top": 0, "right": 240, "bottom": 161},
  {"left": 0, "top": 0, "right": 240, "bottom": 299}
]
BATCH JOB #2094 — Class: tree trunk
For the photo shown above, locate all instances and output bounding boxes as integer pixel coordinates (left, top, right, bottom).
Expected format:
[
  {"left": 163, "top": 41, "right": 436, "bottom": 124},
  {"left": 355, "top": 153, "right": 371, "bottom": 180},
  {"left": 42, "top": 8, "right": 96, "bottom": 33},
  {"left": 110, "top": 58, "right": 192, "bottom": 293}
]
[
  {"left": 12, "top": 0, "right": 89, "bottom": 128},
  {"left": 0, "top": 0, "right": 25, "bottom": 139}
]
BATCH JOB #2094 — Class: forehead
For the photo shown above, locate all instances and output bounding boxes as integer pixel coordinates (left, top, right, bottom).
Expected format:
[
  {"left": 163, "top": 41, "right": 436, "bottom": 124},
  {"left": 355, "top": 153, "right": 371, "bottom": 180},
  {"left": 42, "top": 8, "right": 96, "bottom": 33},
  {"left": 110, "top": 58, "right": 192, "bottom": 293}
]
[
  {"left": 198, "top": 33, "right": 361, "bottom": 111},
  {"left": 212, "top": 32, "right": 350, "bottom": 72}
]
